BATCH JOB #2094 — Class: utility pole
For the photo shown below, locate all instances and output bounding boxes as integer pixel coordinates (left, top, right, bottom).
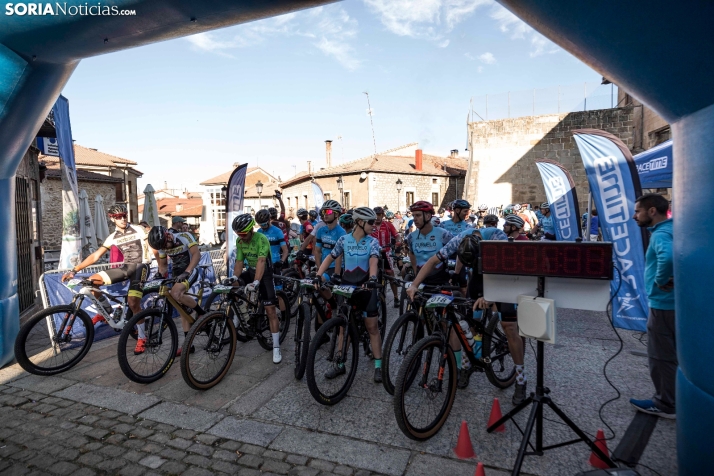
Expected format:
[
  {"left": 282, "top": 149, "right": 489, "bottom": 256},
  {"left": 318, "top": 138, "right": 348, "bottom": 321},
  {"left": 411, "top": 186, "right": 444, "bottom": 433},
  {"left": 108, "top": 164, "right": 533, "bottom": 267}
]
[{"left": 363, "top": 92, "right": 377, "bottom": 156}]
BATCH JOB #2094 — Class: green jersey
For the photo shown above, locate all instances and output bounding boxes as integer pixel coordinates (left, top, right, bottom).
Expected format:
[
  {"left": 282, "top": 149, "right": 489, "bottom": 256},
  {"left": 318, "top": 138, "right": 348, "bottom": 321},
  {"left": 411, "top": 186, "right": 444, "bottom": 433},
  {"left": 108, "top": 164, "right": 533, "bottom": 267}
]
[{"left": 236, "top": 232, "right": 271, "bottom": 268}]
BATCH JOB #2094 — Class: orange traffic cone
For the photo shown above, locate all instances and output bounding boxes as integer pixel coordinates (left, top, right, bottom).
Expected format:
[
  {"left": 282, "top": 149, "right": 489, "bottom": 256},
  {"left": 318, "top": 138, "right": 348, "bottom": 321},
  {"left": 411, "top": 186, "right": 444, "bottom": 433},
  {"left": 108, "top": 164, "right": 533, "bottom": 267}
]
[
  {"left": 474, "top": 462, "right": 486, "bottom": 476},
  {"left": 588, "top": 429, "right": 610, "bottom": 469},
  {"left": 453, "top": 420, "right": 476, "bottom": 459},
  {"left": 487, "top": 398, "right": 505, "bottom": 432}
]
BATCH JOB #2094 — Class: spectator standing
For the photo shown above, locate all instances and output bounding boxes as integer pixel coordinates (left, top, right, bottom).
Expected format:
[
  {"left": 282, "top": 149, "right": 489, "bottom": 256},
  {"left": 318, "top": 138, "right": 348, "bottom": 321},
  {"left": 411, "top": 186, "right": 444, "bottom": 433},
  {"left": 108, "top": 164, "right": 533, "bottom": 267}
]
[
  {"left": 630, "top": 193, "right": 675, "bottom": 419},
  {"left": 393, "top": 211, "right": 405, "bottom": 232},
  {"left": 589, "top": 208, "right": 600, "bottom": 241}
]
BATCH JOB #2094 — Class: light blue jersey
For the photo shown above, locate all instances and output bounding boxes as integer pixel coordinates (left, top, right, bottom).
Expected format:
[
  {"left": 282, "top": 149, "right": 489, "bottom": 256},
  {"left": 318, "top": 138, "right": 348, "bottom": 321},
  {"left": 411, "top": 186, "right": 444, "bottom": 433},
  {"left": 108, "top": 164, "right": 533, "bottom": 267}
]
[
  {"left": 440, "top": 218, "right": 471, "bottom": 235},
  {"left": 331, "top": 233, "right": 381, "bottom": 284},
  {"left": 257, "top": 225, "right": 285, "bottom": 264},
  {"left": 316, "top": 224, "right": 346, "bottom": 269},
  {"left": 405, "top": 226, "right": 454, "bottom": 278}
]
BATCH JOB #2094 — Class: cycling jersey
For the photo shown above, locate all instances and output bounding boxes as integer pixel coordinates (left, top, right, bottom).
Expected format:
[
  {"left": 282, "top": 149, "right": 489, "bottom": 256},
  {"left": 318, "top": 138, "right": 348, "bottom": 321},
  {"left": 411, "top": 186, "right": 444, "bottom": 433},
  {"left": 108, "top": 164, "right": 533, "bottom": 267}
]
[
  {"left": 405, "top": 226, "right": 454, "bottom": 280},
  {"left": 370, "top": 221, "right": 398, "bottom": 250},
  {"left": 158, "top": 232, "right": 197, "bottom": 272},
  {"left": 437, "top": 227, "right": 507, "bottom": 262},
  {"left": 479, "top": 227, "right": 508, "bottom": 241},
  {"left": 330, "top": 233, "right": 381, "bottom": 284},
  {"left": 101, "top": 224, "right": 151, "bottom": 264},
  {"left": 540, "top": 215, "right": 555, "bottom": 236},
  {"left": 271, "top": 219, "right": 290, "bottom": 244},
  {"left": 316, "top": 224, "right": 346, "bottom": 269},
  {"left": 236, "top": 232, "right": 272, "bottom": 269},
  {"left": 299, "top": 220, "right": 314, "bottom": 250},
  {"left": 440, "top": 218, "right": 471, "bottom": 235},
  {"left": 310, "top": 220, "right": 327, "bottom": 237},
  {"left": 258, "top": 225, "right": 286, "bottom": 264}
]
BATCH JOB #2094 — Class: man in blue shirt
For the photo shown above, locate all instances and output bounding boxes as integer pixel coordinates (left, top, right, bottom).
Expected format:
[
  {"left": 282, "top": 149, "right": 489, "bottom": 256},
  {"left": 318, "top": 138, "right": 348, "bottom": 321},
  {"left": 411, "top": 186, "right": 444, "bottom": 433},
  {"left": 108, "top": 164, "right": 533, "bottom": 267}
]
[
  {"left": 440, "top": 199, "right": 472, "bottom": 235},
  {"left": 315, "top": 200, "right": 346, "bottom": 320},
  {"left": 630, "top": 193, "right": 675, "bottom": 419},
  {"left": 537, "top": 202, "right": 556, "bottom": 240},
  {"left": 255, "top": 209, "right": 289, "bottom": 273}
]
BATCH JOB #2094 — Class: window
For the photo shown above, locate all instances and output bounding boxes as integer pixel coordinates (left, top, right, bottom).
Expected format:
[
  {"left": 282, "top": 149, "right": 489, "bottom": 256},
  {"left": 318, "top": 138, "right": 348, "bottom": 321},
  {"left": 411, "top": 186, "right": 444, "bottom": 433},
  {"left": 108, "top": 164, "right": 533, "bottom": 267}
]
[
  {"left": 432, "top": 178, "right": 438, "bottom": 184},
  {"left": 304, "top": 195, "right": 308, "bottom": 208},
  {"left": 287, "top": 197, "right": 291, "bottom": 207},
  {"left": 406, "top": 192, "right": 414, "bottom": 207},
  {"left": 324, "top": 193, "right": 330, "bottom": 201},
  {"left": 432, "top": 193, "right": 439, "bottom": 206},
  {"left": 115, "top": 182, "right": 125, "bottom": 202},
  {"left": 343, "top": 192, "right": 350, "bottom": 209}
]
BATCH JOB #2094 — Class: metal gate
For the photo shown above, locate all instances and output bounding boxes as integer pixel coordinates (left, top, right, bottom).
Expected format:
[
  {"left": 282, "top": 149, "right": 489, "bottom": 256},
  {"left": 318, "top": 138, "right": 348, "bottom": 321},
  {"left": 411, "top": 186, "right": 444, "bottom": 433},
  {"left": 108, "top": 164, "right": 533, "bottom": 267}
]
[{"left": 15, "top": 176, "right": 34, "bottom": 312}]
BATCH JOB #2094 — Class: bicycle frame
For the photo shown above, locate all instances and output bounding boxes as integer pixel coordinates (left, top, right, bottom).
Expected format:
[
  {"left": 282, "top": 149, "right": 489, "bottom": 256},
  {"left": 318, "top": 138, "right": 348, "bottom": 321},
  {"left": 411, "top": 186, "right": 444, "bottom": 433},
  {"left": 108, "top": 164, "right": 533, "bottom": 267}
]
[{"left": 65, "top": 279, "right": 131, "bottom": 331}]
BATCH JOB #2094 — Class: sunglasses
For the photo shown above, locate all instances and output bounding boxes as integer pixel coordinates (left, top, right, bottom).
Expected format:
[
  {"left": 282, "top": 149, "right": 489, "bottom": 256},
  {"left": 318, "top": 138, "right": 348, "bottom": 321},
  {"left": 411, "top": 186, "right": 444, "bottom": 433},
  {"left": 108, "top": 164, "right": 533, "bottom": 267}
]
[
  {"left": 258, "top": 222, "right": 270, "bottom": 228},
  {"left": 110, "top": 213, "right": 127, "bottom": 220},
  {"left": 323, "top": 209, "right": 335, "bottom": 215},
  {"left": 237, "top": 231, "right": 251, "bottom": 238},
  {"left": 366, "top": 219, "right": 376, "bottom": 225}
]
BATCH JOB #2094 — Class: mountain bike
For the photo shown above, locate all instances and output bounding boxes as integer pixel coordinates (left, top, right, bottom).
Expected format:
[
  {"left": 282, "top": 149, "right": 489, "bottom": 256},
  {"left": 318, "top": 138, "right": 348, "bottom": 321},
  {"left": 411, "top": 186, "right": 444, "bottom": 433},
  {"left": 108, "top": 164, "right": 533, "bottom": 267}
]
[
  {"left": 15, "top": 277, "right": 161, "bottom": 376},
  {"left": 393, "top": 293, "right": 516, "bottom": 440},
  {"left": 305, "top": 280, "right": 385, "bottom": 405},
  {"left": 180, "top": 281, "right": 291, "bottom": 389}
]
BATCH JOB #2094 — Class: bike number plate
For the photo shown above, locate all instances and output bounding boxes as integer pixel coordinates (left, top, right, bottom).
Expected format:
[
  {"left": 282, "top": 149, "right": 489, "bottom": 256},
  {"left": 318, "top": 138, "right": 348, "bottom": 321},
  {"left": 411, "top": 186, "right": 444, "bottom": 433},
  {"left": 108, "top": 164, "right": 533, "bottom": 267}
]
[
  {"left": 143, "top": 280, "right": 163, "bottom": 291},
  {"left": 65, "top": 278, "right": 82, "bottom": 289},
  {"left": 300, "top": 279, "right": 316, "bottom": 290},
  {"left": 333, "top": 285, "right": 356, "bottom": 297},
  {"left": 425, "top": 294, "right": 454, "bottom": 308},
  {"left": 214, "top": 285, "right": 234, "bottom": 294},
  {"left": 448, "top": 259, "right": 456, "bottom": 268}
]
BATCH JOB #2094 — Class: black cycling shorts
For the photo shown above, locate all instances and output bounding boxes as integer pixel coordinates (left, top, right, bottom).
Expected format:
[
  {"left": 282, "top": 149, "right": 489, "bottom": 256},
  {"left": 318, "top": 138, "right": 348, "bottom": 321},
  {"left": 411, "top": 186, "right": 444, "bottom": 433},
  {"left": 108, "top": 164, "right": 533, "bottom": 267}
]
[
  {"left": 98, "top": 263, "right": 148, "bottom": 298},
  {"left": 173, "top": 267, "right": 199, "bottom": 290},
  {"left": 240, "top": 269, "right": 277, "bottom": 307},
  {"left": 497, "top": 302, "right": 518, "bottom": 322},
  {"left": 343, "top": 278, "right": 379, "bottom": 318}
]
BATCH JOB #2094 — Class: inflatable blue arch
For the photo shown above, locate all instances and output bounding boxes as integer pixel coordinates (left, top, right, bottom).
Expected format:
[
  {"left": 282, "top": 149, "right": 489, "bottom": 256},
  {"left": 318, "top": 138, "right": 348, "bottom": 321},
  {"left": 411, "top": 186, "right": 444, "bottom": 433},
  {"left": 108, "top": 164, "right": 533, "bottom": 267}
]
[{"left": 1, "top": 1, "right": 712, "bottom": 473}]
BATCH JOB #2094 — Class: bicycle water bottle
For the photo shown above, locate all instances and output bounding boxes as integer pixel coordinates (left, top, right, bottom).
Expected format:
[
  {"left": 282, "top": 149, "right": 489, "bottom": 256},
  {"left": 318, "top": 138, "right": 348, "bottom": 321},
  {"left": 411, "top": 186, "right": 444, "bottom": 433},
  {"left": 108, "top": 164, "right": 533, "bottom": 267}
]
[
  {"left": 459, "top": 320, "right": 476, "bottom": 369},
  {"left": 473, "top": 333, "right": 482, "bottom": 359}
]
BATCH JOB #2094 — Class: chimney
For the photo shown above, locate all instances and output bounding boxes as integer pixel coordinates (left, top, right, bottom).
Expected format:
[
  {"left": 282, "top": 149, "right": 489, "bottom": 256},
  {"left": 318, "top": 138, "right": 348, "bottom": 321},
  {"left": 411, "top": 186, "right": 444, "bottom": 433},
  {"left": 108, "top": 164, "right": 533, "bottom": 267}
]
[
  {"left": 307, "top": 161, "right": 312, "bottom": 175},
  {"left": 163, "top": 181, "right": 167, "bottom": 190},
  {"left": 415, "top": 149, "right": 423, "bottom": 171},
  {"left": 325, "top": 140, "right": 333, "bottom": 168},
  {"left": 450, "top": 149, "right": 458, "bottom": 159}
]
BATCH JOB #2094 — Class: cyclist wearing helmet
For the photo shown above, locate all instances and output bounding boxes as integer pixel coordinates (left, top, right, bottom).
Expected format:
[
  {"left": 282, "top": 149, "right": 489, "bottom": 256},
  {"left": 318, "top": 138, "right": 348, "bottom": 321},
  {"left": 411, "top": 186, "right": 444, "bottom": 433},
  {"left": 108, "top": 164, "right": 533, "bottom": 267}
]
[
  {"left": 479, "top": 214, "right": 506, "bottom": 240},
  {"left": 403, "top": 201, "right": 454, "bottom": 286},
  {"left": 338, "top": 213, "right": 354, "bottom": 233},
  {"left": 504, "top": 214, "right": 529, "bottom": 240},
  {"left": 475, "top": 203, "right": 489, "bottom": 228},
  {"left": 149, "top": 225, "right": 205, "bottom": 356},
  {"left": 537, "top": 203, "right": 556, "bottom": 240},
  {"left": 230, "top": 213, "right": 284, "bottom": 364},
  {"left": 61, "top": 205, "right": 152, "bottom": 353},
  {"left": 269, "top": 189, "right": 290, "bottom": 245},
  {"left": 314, "top": 200, "right": 346, "bottom": 318},
  {"left": 255, "top": 209, "right": 289, "bottom": 275},
  {"left": 370, "top": 206, "right": 401, "bottom": 308},
  {"left": 308, "top": 209, "right": 319, "bottom": 228},
  {"left": 441, "top": 199, "right": 472, "bottom": 235},
  {"left": 316, "top": 206, "right": 384, "bottom": 383},
  {"left": 296, "top": 208, "right": 315, "bottom": 255}
]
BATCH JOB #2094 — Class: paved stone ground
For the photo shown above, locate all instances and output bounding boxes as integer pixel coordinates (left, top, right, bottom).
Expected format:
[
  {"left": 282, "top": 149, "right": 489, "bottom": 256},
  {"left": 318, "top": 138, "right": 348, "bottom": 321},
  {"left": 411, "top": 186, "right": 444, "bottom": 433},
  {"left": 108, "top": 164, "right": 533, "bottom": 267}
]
[{"left": 0, "top": 295, "right": 675, "bottom": 475}]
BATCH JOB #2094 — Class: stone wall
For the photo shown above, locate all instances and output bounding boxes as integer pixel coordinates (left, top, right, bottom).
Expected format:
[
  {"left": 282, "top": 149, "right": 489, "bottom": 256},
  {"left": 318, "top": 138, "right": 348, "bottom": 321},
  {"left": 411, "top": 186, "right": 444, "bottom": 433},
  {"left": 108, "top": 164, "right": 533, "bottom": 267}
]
[
  {"left": 41, "top": 179, "right": 117, "bottom": 249},
  {"left": 465, "top": 106, "right": 636, "bottom": 212}
]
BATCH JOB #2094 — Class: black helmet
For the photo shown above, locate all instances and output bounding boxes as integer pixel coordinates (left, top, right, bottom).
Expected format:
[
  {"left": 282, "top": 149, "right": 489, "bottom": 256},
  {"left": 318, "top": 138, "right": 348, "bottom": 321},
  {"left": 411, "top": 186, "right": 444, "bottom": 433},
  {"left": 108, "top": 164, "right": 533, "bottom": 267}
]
[
  {"left": 268, "top": 207, "right": 278, "bottom": 219},
  {"left": 373, "top": 206, "right": 384, "bottom": 215},
  {"left": 255, "top": 209, "right": 271, "bottom": 225},
  {"left": 452, "top": 199, "right": 471, "bottom": 210},
  {"left": 232, "top": 213, "right": 255, "bottom": 233},
  {"left": 308, "top": 210, "right": 318, "bottom": 220},
  {"left": 296, "top": 208, "right": 308, "bottom": 219},
  {"left": 457, "top": 232, "right": 481, "bottom": 267},
  {"left": 148, "top": 226, "right": 169, "bottom": 250},
  {"left": 108, "top": 204, "right": 127, "bottom": 215},
  {"left": 483, "top": 214, "right": 499, "bottom": 225}
]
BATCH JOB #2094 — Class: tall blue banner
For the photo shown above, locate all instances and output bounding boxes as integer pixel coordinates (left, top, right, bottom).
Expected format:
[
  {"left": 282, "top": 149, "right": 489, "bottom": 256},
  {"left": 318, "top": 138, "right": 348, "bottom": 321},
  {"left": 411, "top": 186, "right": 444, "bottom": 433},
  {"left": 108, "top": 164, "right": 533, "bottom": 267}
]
[
  {"left": 225, "top": 164, "right": 247, "bottom": 277},
  {"left": 535, "top": 159, "right": 582, "bottom": 241},
  {"left": 311, "top": 181, "right": 324, "bottom": 212},
  {"left": 573, "top": 130, "right": 649, "bottom": 331}
]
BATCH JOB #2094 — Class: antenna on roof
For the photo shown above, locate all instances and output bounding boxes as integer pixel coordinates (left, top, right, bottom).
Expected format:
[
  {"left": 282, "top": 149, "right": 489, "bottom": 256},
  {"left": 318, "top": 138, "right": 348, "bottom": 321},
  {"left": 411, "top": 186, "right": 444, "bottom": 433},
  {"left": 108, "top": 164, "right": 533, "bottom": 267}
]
[{"left": 363, "top": 92, "right": 377, "bottom": 158}]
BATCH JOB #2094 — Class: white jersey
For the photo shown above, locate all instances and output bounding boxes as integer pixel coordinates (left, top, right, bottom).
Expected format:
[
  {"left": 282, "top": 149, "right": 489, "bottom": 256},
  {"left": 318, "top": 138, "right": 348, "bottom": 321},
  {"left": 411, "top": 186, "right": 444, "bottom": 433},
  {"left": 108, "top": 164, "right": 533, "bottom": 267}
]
[{"left": 101, "top": 224, "right": 151, "bottom": 264}]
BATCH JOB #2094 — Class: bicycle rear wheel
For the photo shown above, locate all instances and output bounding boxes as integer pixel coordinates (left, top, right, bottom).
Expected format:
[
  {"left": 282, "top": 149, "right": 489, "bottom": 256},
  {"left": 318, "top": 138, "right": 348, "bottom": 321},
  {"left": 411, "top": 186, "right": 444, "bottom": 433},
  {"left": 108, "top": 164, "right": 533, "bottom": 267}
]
[
  {"left": 205, "top": 292, "right": 251, "bottom": 343},
  {"left": 294, "top": 302, "right": 312, "bottom": 380},
  {"left": 15, "top": 305, "right": 94, "bottom": 375},
  {"left": 482, "top": 311, "right": 517, "bottom": 389},
  {"left": 117, "top": 308, "right": 178, "bottom": 384},
  {"left": 256, "top": 293, "right": 291, "bottom": 351},
  {"left": 306, "top": 316, "right": 358, "bottom": 405},
  {"left": 181, "top": 311, "right": 237, "bottom": 390},
  {"left": 393, "top": 334, "right": 457, "bottom": 441},
  {"left": 381, "top": 310, "right": 423, "bottom": 395}
]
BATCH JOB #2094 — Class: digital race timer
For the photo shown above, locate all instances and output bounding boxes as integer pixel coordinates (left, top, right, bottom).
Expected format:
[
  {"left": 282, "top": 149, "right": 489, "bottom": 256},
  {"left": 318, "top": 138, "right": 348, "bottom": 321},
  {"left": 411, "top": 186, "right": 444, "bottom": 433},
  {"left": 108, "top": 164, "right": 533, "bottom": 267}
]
[{"left": 479, "top": 241, "right": 613, "bottom": 280}]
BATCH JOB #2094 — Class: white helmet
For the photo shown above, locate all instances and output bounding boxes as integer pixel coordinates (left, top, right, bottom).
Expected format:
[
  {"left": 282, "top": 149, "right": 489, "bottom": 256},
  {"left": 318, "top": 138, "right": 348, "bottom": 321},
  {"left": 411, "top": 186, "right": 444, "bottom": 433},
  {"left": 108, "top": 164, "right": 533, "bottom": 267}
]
[{"left": 352, "top": 206, "right": 377, "bottom": 222}]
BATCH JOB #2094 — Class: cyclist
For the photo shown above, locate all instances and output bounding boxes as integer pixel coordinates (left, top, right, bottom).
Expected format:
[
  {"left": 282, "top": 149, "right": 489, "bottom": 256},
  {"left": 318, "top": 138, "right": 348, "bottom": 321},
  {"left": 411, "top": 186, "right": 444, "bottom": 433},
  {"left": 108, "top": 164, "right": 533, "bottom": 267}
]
[
  {"left": 479, "top": 214, "right": 506, "bottom": 240},
  {"left": 230, "top": 213, "right": 283, "bottom": 364},
  {"left": 315, "top": 207, "right": 384, "bottom": 383},
  {"left": 475, "top": 204, "right": 489, "bottom": 228},
  {"left": 255, "top": 209, "right": 289, "bottom": 276},
  {"left": 314, "top": 200, "right": 346, "bottom": 320},
  {"left": 441, "top": 199, "right": 472, "bottom": 235},
  {"left": 537, "top": 203, "right": 556, "bottom": 240},
  {"left": 61, "top": 204, "right": 150, "bottom": 354},
  {"left": 504, "top": 214, "right": 529, "bottom": 241},
  {"left": 148, "top": 225, "right": 206, "bottom": 356},
  {"left": 339, "top": 213, "right": 354, "bottom": 233},
  {"left": 270, "top": 190, "right": 291, "bottom": 245},
  {"left": 403, "top": 201, "right": 454, "bottom": 287},
  {"left": 309, "top": 209, "right": 319, "bottom": 229},
  {"left": 371, "top": 206, "right": 401, "bottom": 308}
]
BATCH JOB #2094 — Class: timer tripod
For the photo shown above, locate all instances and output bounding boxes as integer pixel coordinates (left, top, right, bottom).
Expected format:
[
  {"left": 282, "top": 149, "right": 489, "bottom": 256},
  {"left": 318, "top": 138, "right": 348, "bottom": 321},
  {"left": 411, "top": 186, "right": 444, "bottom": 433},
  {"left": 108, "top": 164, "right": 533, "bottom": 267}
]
[{"left": 486, "top": 276, "right": 616, "bottom": 475}]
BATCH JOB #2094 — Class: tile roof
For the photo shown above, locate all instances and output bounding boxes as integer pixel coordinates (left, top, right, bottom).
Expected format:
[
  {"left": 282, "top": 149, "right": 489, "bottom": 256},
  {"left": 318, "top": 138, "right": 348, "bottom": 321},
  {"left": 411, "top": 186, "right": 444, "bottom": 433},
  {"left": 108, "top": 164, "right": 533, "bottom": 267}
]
[
  {"left": 44, "top": 163, "right": 123, "bottom": 183},
  {"left": 140, "top": 197, "right": 204, "bottom": 216},
  {"left": 40, "top": 144, "right": 138, "bottom": 167},
  {"left": 200, "top": 166, "right": 279, "bottom": 186}
]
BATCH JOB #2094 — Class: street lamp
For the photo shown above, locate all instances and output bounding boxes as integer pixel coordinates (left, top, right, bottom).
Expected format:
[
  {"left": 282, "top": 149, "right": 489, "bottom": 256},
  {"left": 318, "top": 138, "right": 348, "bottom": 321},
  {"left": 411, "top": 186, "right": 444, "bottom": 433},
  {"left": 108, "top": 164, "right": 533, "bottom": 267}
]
[
  {"left": 256, "top": 180, "right": 263, "bottom": 209},
  {"left": 396, "top": 178, "right": 403, "bottom": 211},
  {"left": 336, "top": 176, "right": 344, "bottom": 206}
]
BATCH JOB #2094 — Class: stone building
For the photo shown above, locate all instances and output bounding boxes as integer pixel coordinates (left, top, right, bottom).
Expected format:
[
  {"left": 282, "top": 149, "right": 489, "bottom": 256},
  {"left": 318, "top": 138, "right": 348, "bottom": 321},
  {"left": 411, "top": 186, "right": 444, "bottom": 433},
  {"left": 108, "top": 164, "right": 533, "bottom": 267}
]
[
  {"left": 279, "top": 143, "right": 467, "bottom": 213},
  {"left": 139, "top": 192, "right": 203, "bottom": 229},
  {"left": 464, "top": 106, "right": 638, "bottom": 212}
]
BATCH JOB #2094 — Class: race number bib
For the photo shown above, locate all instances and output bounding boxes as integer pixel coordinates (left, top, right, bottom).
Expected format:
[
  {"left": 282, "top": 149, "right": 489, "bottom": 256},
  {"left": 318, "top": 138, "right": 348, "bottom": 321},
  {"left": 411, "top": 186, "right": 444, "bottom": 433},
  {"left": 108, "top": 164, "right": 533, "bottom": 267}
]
[
  {"left": 425, "top": 294, "right": 454, "bottom": 309},
  {"left": 143, "top": 280, "right": 163, "bottom": 292},
  {"left": 333, "top": 285, "right": 356, "bottom": 298},
  {"left": 213, "top": 284, "right": 234, "bottom": 294},
  {"left": 300, "top": 279, "right": 316, "bottom": 290}
]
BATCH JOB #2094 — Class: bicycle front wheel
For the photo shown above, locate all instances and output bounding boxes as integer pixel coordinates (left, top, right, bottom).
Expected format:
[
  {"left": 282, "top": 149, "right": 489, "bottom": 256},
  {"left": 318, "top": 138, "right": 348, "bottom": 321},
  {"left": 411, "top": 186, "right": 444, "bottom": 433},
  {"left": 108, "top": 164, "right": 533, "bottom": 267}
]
[
  {"left": 482, "top": 311, "right": 517, "bottom": 389},
  {"left": 393, "top": 334, "right": 456, "bottom": 441},
  {"left": 256, "top": 292, "right": 291, "bottom": 351},
  {"left": 294, "top": 302, "right": 312, "bottom": 380},
  {"left": 181, "top": 311, "right": 237, "bottom": 390},
  {"left": 15, "top": 305, "right": 94, "bottom": 375},
  {"left": 117, "top": 308, "right": 178, "bottom": 384},
  {"left": 382, "top": 310, "right": 423, "bottom": 395},
  {"left": 306, "top": 316, "right": 358, "bottom": 405}
]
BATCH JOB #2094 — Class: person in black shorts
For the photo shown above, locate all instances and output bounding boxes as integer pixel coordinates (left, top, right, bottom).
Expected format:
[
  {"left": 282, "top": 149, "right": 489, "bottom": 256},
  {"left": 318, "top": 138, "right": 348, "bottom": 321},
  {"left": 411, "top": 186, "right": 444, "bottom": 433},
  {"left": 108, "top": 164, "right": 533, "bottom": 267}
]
[{"left": 62, "top": 204, "right": 151, "bottom": 353}]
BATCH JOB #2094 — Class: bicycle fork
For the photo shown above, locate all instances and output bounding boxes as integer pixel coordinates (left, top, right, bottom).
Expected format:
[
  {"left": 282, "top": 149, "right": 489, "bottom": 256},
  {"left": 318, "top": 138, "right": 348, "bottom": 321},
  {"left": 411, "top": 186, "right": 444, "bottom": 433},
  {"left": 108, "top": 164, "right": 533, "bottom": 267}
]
[{"left": 59, "top": 295, "right": 86, "bottom": 340}]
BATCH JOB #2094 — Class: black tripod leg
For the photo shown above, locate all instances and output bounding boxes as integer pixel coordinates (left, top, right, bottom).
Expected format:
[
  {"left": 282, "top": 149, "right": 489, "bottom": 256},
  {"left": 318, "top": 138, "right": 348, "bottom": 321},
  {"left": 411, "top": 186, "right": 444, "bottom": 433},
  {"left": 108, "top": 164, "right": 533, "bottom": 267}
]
[
  {"left": 545, "top": 400, "right": 616, "bottom": 468},
  {"left": 487, "top": 396, "right": 533, "bottom": 433},
  {"left": 511, "top": 401, "right": 540, "bottom": 476}
]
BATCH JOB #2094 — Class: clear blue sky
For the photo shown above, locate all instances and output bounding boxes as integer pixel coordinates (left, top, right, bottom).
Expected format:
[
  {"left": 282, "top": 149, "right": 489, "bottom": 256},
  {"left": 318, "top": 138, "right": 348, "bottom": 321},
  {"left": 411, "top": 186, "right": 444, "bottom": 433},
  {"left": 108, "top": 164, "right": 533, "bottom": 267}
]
[{"left": 60, "top": 0, "right": 606, "bottom": 193}]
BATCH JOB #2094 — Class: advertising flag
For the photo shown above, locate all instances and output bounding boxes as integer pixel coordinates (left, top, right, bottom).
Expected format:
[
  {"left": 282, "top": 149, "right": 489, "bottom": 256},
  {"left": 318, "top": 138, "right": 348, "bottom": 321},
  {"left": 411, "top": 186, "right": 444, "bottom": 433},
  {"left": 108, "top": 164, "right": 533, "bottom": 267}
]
[
  {"left": 53, "top": 95, "right": 81, "bottom": 270},
  {"left": 634, "top": 139, "right": 673, "bottom": 188},
  {"left": 573, "top": 130, "right": 649, "bottom": 331},
  {"left": 311, "top": 181, "right": 324, "bottom": 212},
  {"left": 225, "top": 164, "right": 248, "bottom": 277},
  {"left": 535, "top": 159, "right": 582, "bottom": 241}
]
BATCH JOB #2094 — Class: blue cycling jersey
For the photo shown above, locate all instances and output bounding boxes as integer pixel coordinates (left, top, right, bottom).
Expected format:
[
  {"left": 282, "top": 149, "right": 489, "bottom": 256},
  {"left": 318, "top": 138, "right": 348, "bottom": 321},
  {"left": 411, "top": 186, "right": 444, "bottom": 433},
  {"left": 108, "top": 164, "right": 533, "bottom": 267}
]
[
  {"left": 540, "top": 215, "right": 555, "bottom": 235},
  {"left": 478, "top": 227, "right": 508, "bottom": 241},
  {"left": 316, "top": 224, "right": 346, "bottom": 269},
  {"left": 330, "top": 232, "right": 381, "bottom": 283},
  {"left": 258, "top": 225, "right": 285, "bottom": 264},
  {"left": 440, "top": 219, "right": 471, "bottom": 235},
  {"left": 437, "top": 227, "right": 507, "bottom": 262},
  {"left": 405, "top": 226, "right": 454, "bottom": 278}
]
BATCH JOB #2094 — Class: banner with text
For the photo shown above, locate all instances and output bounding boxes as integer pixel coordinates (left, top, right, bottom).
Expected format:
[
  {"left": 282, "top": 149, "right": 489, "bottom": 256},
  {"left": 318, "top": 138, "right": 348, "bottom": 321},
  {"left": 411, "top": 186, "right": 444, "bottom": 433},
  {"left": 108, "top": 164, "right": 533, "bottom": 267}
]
[
  {"left": 535, "top": 159, "right": 582, "bottom": 241},
  {"left": 225, "top": 164, "right": 248, "bottom": 277},
  {"left": 574, "top": 130, "right": 648, "bottom": 331},
  {"left": 312, "top": 181, "right": 324, "bottom": 212}
]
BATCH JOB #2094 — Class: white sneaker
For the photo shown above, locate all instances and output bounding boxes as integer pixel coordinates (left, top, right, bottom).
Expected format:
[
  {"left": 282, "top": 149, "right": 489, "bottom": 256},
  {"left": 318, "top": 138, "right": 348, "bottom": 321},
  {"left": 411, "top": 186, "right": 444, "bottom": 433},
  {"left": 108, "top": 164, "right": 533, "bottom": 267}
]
[{"left": 273, "top": 348, "right": 282, "bottom": 364}]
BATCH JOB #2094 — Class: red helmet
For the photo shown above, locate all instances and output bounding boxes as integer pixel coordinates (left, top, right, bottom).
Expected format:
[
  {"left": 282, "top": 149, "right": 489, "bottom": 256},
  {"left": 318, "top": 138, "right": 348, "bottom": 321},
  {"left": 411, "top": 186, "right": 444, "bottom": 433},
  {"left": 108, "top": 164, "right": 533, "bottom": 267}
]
[{"left": 409, "top": 201, "right": 435, "bottom": 213}]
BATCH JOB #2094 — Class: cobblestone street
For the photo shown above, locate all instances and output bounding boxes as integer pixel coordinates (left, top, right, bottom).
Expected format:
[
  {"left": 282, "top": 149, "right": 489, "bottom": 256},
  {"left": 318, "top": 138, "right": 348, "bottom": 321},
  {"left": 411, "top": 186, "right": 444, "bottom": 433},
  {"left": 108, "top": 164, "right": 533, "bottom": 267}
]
[{"left": 0, "top": 299, "right": 675, "bottom": 476}]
